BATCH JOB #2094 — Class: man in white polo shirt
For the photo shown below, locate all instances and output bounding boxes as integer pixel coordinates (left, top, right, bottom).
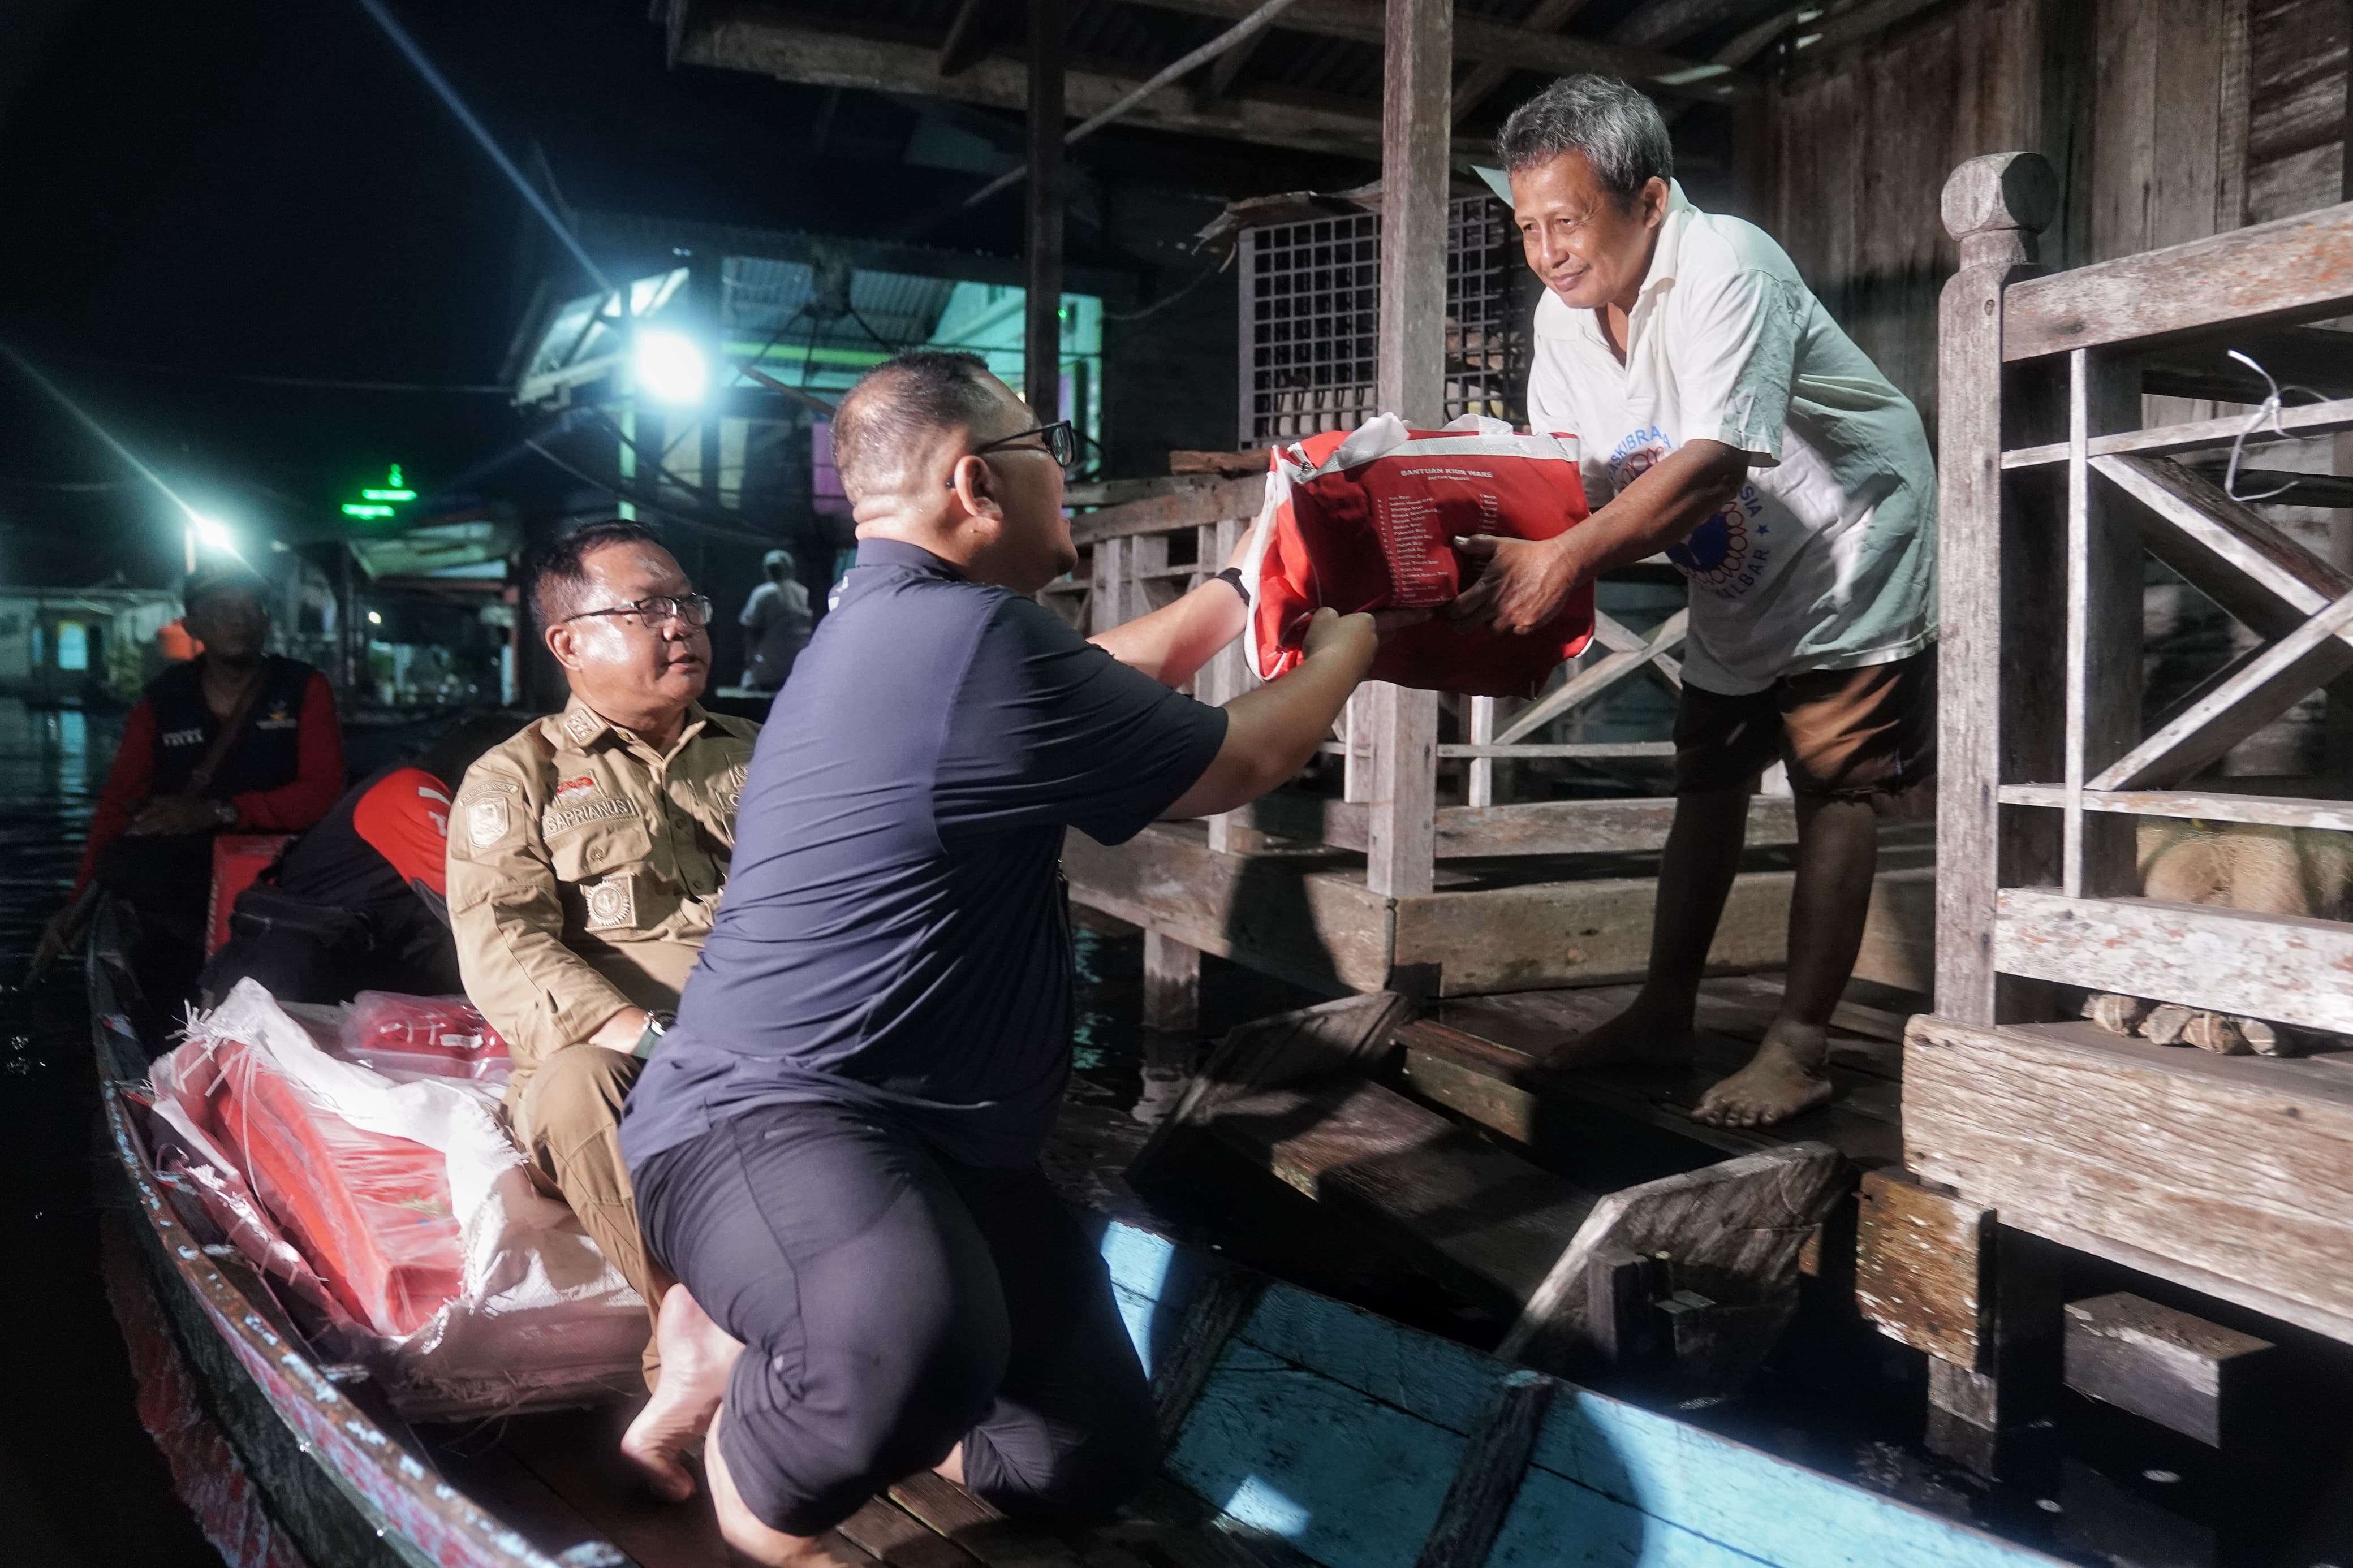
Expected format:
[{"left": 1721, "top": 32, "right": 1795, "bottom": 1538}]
[{"left": 1451, "top": 75, "right": 1936, "bottom": 1128}]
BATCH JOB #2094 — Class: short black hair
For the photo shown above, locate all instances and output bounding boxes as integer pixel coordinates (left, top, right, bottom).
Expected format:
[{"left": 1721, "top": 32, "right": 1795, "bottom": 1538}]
[
  {"left": 531, "top": 518, "right": 666, "bottom": 633},
  {"left": 831, "top": 350, "right": 1004, "bottom": 502}
]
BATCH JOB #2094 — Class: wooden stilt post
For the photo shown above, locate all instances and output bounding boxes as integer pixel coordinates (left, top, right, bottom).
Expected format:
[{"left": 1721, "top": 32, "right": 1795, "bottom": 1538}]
[
  {"left": 1932, "top": 153, "right": 2058, "bottom": 1026},
  {"left": 1366, "top": 0, "right": 1450, "bottom": 904},
  {"left": 1143, "top": 928, "right": 1201, "bottom": 1036},
  {"left": 1024, "top": 0, "right": 1065, "bottom": 422}
]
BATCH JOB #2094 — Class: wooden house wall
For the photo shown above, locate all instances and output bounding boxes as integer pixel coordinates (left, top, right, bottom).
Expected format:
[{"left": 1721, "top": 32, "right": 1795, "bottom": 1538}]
[{"left": 1763, "top": 0, "right": 2347, "bottom": 429}]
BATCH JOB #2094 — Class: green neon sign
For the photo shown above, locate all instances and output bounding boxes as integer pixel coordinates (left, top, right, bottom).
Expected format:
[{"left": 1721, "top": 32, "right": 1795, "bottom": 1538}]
[{"left": 341, "top": 465, "right": 413, "bottom": 522}]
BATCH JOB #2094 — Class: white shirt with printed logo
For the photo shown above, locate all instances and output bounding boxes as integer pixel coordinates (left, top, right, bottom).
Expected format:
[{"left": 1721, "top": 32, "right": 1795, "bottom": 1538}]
[{"left": 1525, "top": 182, "right": 1936, "bottom": 696}]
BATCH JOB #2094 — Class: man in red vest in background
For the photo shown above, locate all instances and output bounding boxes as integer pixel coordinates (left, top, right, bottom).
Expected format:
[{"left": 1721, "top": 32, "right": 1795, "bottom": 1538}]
[{"left": 40, "top": 560, "right": 344, "bottom": 1009}]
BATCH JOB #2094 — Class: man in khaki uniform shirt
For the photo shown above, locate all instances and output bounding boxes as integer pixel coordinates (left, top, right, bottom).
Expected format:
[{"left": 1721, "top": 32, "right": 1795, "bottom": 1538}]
[{"left": 447, "top": 520, "right": 759, "bottom": 1378}]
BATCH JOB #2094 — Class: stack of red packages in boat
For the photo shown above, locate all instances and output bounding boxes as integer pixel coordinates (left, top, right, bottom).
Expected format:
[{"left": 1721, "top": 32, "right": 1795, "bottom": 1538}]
[
  {"left": 146, "top": 979, "right": 649, "bottom": 1416},
  {"left": 160, "top": 1029, "right": 463, "bottom": 1338},
  {"left": 1240, "top": 413, "right": 1593, "bottom": 697}
]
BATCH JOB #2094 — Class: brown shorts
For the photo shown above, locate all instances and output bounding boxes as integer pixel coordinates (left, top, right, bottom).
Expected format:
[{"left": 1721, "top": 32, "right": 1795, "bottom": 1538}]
[{"left": 1673, "top": 649, "right": 1936, "bottom": 800}]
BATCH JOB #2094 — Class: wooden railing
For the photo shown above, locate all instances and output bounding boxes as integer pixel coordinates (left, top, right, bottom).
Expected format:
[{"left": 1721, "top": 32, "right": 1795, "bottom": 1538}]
[
  {"left": 1058, "top": 472, "right": 1796, "bottom": 876},
  {"left": 1934, "top": 152, "right": 2353, "bottom": 1033}
]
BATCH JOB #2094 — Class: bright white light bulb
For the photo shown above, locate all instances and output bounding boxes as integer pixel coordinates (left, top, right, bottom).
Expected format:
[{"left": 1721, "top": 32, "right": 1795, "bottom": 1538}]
[
  {"left": 367, "top": 610, "right": 383, "bottom": 626},
  {"left": 190, "top": 515, "right": 235, "bottom": 552},
  {"left": 634, "top": 329, "right": 708, "bottom": 405}
]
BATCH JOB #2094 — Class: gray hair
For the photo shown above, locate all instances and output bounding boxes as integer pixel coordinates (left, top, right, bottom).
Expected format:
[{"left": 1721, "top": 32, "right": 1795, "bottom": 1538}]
[{"left": 1496, "top": 75, "right": 1673, "bottom": 201}]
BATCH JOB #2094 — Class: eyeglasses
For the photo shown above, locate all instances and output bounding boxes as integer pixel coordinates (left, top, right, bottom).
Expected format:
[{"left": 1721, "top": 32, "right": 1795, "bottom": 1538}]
[
  {"left": 952, "top": 420, "right": 1078, "bottom": 483},
  {"left": 557, "top": 593, "right": 714, "bottom": 630}
]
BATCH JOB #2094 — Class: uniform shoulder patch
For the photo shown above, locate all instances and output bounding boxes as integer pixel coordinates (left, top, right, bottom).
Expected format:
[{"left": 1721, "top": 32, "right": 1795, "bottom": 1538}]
[{"left": 466, "top": 794, "right": 513, "bottom": 848}]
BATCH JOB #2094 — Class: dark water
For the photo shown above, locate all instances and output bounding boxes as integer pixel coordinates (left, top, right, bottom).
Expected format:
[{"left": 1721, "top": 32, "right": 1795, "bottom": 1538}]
[{"left": 0, "top": 700, "right": 223, "bottom": 1566}]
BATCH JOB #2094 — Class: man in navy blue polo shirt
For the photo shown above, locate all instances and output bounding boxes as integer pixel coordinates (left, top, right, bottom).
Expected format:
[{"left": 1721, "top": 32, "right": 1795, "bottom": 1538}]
[{"left": 616, "top": 351, "right": 1391, "bottom": 1562}]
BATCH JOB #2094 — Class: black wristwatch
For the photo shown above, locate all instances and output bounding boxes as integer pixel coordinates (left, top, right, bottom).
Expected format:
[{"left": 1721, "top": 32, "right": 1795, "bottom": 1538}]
[
  {"left": 1213, "top": 566, "right": 1251, "bottom": 608},
  {"left": 632, "top": 1010, "right": 677, "bottom": 1061}
]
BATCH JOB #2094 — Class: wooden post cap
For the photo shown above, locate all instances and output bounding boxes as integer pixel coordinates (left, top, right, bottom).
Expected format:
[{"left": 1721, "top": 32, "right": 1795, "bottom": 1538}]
[{"left": 1941, "top": 152, "right": 2059, "bottom": 244}]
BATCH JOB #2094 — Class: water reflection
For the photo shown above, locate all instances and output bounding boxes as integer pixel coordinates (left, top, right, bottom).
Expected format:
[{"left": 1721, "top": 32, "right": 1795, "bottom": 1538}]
[{"left": 0, "top": 697, "right": 222, "bottom": 1562}]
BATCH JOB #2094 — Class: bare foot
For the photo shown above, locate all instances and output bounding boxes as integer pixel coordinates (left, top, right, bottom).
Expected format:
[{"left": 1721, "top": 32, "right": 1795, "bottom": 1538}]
[
  {"left": 1540, "top": 990, "right": 1699, "bottom": 1074},
  {"left": 621, "top": 1284, "right": 743, "bottom": 1502},
  {"left": 1691, "top": 1025, "right": 1833, "bottom": 1128}
]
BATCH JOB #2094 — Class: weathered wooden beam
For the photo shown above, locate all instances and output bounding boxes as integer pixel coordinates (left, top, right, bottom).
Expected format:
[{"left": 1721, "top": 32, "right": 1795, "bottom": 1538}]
[
  {"left": 1143, "top": 928, "right": 1201, "bottom": 1034},
  {"left": 1854, "top": 1169, "right": 1992, "bottom": 1366},
  {"left": 2002, "top": 395, "right": 2353, "bottom": 469},
  {"left": 1125, "top": 0, "right": 1749, "bottom": 99},
  {"left": 1361, "top": 0, "right": 1450, "bottom": 907},
  {"left": 1024, "top": 0, "right": 1064, "bottom": 424},
  {"left": 1491, "top": 610, "right": 1687, "bottom": 745},
  {"left": 2096, "top": 454, "right": 2351, "bottom": 638},
  {"left": 2063, "top": 1291, "right": 2276, "bottom": 1448},
  {"left": 1996, "top": 785, "right": 2353, "bottom": 833},
  {"left": 1412, "top": 1371, "right": 1554, "bottom": 1568},
  {"left": 1069, "top": 474, "right": 1263, "bottom": 543},
  {"left": 1933, "top": 151, "right": 2061, "bottom": 1027},
  {"left": 1905, "top": 1013, "right": 2353, "bottom": 1345},
  {"left": 670, "top": 3, "right": 1391, "bottom": 157},
  {"left": 2061, "top": 349, "right": 2143, "bottom": 898},
  {"left": 937, "top": 0, "right": 1011, "bottom": 76},
  {"left": 1451, "top": 0, "right": 1592, "bottom": 125},
  {"left": 1610, "top": 0, "right": 1778, "bottom": 49},
  {"left": 2085, "top": 589, "right": 2353, "bottom": 791},
  {"left": 2002, "top": 200, "right": 2353, "bottom": 361},
  {"left": 1993, "top": 888, "right": 2353, "bottom": 1034},
  {"left": 1497, "top": 1141, "right": 1846, "bottom": 1387}
]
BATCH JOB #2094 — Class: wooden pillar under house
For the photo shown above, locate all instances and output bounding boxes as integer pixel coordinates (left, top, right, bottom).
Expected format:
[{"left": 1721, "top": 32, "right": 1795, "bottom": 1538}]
[
  {"left": 1364, "top": 0, "right": 1450, "bottom": 912},
  {"left": 1024, "top": 0, "right": 1065, "bottom": 425}
]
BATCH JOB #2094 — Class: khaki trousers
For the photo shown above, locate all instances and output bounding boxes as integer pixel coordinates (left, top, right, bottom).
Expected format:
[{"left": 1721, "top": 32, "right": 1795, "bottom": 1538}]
[{"left": 509, "top": 1043, "right": 669, "bottom": 1384}]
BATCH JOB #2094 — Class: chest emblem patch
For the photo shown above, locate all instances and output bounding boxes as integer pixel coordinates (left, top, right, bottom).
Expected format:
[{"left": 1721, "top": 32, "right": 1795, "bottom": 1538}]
[
  {"left": 256, "top": 700, "right": 299, "bottom": 732},
  {"left": 554, "top": 775, "right": 598, "bottom": 802},
  {"left": 466, "top": 796, "right": 511, "bottom": 848},
  {"left": 584, "top": 875, "right": 636, "bottom": 931}
]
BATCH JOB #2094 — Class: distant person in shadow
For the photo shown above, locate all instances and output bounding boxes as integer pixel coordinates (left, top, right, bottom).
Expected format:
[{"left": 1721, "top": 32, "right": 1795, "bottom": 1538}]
[
  {"left": 614, "top": 351, "right": 1417, "bottom": 1564},
  {"left": 1450, "top": 76, "right": 1937, "bottom": 1129},
  {"left": 39, "top": 560, "right": 343, "bottom": 1008},
  {"left": 199, "top": 711, "right": 528, "bottom": 1005},
  {"left": 738, "top": 547, "right": 813, "bottom": 692}
]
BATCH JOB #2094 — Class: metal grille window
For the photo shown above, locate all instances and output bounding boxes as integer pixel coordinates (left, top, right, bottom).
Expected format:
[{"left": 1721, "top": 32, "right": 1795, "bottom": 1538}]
[{"left": 1239, "top": 196, "right": 1530, "bottom": 445}]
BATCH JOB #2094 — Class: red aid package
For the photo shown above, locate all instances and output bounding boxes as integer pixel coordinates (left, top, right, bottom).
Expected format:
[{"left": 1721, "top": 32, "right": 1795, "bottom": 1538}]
[
  {"left": 158, "top": 1033, "right": 463, "bottom": 1338},
  {"left": 337, "top": 991, "right": 510, "bottom": 1082},
  {"left": 1240, "top": 414, "right": 1593, "bottom": 697}
]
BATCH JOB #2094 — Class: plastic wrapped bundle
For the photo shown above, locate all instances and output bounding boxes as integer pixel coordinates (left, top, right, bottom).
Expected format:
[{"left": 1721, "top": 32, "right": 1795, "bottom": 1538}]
[
  {"left": 160, "top": 1032, "right": 463, "bottom": 1336},
  {"left": 1240, "top": 413, "right": 1594, "bottom": 698},
  {"left": 149, "top": 980, "right": 648, "bottom": 1417},
  {"left": 338, "top": 991, "right": 510, "bottom": 1085}
]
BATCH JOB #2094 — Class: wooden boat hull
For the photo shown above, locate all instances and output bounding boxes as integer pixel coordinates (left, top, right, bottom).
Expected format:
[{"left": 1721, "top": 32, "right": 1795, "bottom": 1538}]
[{"left": 92, "top": 934, "right": 2067, "bottom": 1568}]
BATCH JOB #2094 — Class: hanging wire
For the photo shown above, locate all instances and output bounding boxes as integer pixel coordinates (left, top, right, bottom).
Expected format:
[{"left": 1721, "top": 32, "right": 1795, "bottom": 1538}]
[{"left": 2223, "top": 348, "right": 2325, "bottom": 503}]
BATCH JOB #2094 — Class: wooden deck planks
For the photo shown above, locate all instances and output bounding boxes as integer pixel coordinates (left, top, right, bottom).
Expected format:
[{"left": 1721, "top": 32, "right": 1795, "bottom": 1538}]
[
  {"left": 1414, "top": 986, "right": 1905, "bottom": 1170},
  {"left": 1205, "top": 1074, "right": 1603, "bottom": 1310}
]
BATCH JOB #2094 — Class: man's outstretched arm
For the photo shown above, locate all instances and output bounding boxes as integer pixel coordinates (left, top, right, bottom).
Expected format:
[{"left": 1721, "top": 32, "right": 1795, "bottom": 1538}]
[{"left": 1167, "top": 607, "right": 1377, "bottom": 818}]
